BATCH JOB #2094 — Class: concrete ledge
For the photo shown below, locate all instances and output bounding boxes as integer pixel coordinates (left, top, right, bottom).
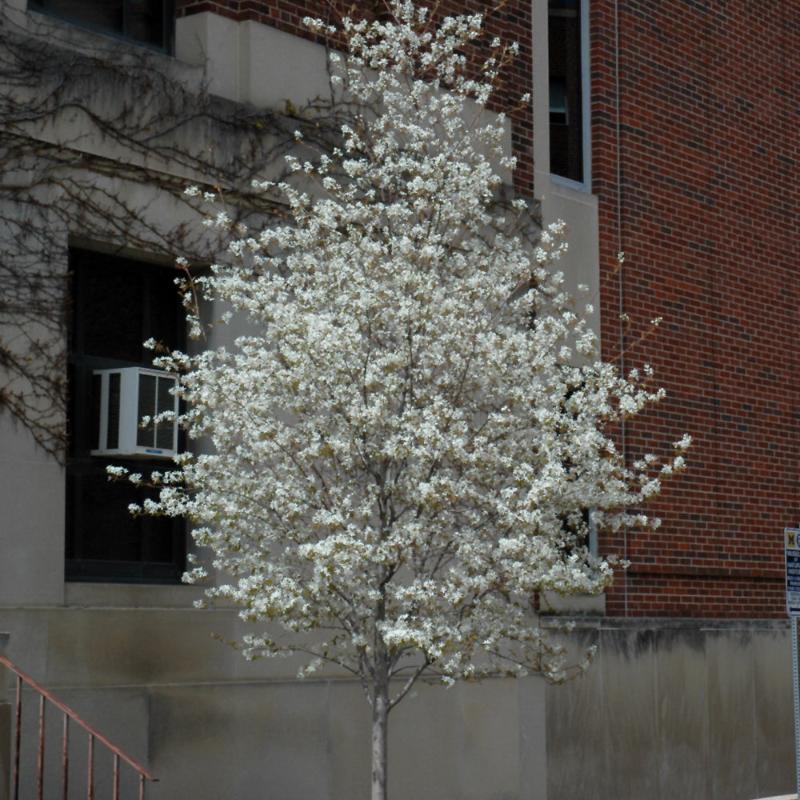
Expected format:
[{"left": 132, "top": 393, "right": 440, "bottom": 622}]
[{"left": 543, "top": 615, "right": 791, "bottom": 632}]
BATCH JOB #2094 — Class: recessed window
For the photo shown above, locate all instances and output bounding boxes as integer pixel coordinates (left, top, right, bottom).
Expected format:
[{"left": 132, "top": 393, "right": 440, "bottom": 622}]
[
  {"left": 28, "top": 0, "right": 175, "bottom": 52},
  {"left": 549, "top": 0, "right": 585, "bottom": 183},
  {"left": 66, "top": 249, "right": 186, "bottom": 583}
]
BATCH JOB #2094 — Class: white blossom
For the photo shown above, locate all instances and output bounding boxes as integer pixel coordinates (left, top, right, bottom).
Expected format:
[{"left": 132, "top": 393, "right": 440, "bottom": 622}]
[{"left": 136, "top": 3, "right": 687, "bottom": 794}]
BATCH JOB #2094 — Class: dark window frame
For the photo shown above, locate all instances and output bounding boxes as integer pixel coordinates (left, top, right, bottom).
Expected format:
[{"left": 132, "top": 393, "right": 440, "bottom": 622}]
[
  {"left": 66, "top": 248, "right": 186, "bottom": 584},
  {"left": 27, "top": 0, "right": 176, "bottom": 54}
]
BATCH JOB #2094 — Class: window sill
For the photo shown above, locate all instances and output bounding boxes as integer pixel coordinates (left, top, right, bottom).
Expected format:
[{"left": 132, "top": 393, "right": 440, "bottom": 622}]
[
  {"left": 549, "top": 173, "right": 592, "bottom": 194},
  {"left": 539, "top": 590, "right": 605, "bottom": 616},
  {"left": 65, "top": 580, "right": 205, "bottom": 609}
]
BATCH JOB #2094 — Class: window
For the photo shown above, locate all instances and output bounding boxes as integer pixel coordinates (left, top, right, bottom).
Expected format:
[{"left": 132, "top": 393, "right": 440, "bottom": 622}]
[
  {"left": 66, "top": 248, "right": 185, "bottom": 582},
  {"left": 549, "top": 0, "right": 587, "bottom": 183},
  {"left": 28, "top": 0, "right": 175, "bottom": 52},
  {"left": 559, "top": 508, "right": 597, "bottom": 557}
]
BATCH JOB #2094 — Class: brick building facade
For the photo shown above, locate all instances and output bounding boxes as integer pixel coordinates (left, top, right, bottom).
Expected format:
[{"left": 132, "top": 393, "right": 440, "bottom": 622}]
[
  {"left": 169, "top": 0, "right": 800, "bottom": 620},
  {"left": 1, "top": 1, "right": 798, "bottom": 798},
  {"left": 591, "top": 1, "right": 799, "bottom": 617}
]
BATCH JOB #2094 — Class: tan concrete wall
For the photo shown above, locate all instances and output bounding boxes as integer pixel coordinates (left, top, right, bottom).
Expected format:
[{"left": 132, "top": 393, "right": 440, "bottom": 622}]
[
  {"left": 15, "top": 609, "right": 794, "bottom": 800},
  {"left": 0, "top": 414, "right": 65, "bottom": 606},
  {"left": 546, "top": 619, "right": 795, "bottom": 800},
  {"left": 0, "top": 608, "right": 547, "bottom": 799},
  {"left": 0, "top": 633, "right": 9, "bottom": 800},
  {"left": 176, "top": 13, "right": 331, "bottom": 111}
]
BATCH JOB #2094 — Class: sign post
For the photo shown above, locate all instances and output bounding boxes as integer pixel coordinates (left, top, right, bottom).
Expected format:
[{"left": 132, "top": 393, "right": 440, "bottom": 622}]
[{"left": 784, "top": 527, "right": 800, "bottom": 800}]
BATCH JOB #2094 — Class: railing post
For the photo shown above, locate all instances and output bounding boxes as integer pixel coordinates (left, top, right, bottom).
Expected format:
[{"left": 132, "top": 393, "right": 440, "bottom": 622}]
[{"left": 0, "top": 633, "right": 11, "bottom": 800}]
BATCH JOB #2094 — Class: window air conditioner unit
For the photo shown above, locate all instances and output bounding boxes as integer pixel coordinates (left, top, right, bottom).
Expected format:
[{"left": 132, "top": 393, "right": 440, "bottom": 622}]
[{"left": 92, "top": 367, "right": 178, "bottom": 458}]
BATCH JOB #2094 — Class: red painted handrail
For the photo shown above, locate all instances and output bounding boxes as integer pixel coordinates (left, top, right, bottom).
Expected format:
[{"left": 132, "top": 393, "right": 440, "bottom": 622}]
[{"left": 0, "top": 652, "right": 157, "bottom": 798}]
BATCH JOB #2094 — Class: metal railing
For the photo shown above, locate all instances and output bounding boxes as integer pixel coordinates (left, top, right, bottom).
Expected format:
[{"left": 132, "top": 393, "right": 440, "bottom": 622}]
[{"left": 0, "top": 653, "right": 157, "bottom": 799}]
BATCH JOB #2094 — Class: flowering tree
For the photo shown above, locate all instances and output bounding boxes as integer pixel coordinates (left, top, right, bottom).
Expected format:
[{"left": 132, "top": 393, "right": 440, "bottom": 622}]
[{"left": 119, "top": 3, "right": 689, "bottom": 797}]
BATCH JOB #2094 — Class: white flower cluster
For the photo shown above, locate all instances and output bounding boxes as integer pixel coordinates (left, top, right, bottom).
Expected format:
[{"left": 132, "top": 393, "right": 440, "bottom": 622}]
[{"left": 139, "top": 1, "right": 688, "bottom": 690}]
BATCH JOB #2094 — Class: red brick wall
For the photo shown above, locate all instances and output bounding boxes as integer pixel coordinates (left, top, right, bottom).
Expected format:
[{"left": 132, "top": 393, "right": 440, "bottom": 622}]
[
  {"left": 592, "top": 1, "right": 800, "bottom": 617},
  {"left": 174, "top": 0, "right": 800, "bottom": 619},
  {"left": 174, "top": 0, "right": 534, "bottom": 192}
]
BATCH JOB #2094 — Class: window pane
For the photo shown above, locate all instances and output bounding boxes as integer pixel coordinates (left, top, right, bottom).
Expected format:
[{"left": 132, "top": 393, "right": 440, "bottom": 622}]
[
  {"left": 70, "top": 249, "right": 184, "bottom": 363},
  {"left": 549, "top": 78, "right": 568, "bottom": 124},
  {"left": 68, "top": 363, "right": 100, "bottom": 457},
  {"left": 28, "top": 0, "right": 173, "bottom": 51},
  {"left": 30, "top": 0, "right": 124, "bottom": 35},
  {"left": 70, "top": 468, "right": 143, "bottom": 561},
  {"left": 68, "top": 466, "right": 181, "bottom": 566},
  {"left": 549, "top": 0, "right": 584, "bottom": 182},
  {"left": 73, "top": 251, "right": 146, "bottom": 362},
  {"left": 126, "top": 0, "right": 165, "bottom": 47},
  {"left": 147, "top": 269, "right": 184, "bottom": 353}
]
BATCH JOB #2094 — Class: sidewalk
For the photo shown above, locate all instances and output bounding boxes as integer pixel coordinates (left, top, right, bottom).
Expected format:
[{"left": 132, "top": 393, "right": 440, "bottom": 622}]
[{"left": 753, "top": 795, "right": 797, "bottom": 800}]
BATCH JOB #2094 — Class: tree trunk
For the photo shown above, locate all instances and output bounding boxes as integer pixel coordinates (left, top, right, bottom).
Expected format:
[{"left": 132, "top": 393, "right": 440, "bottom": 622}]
[{"left": 371, "top": 665, "right": 389, "bottom": 800}]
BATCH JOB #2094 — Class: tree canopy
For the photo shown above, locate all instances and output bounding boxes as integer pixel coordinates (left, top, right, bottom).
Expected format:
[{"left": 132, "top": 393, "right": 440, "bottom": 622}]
[{"left": 116, "top": 3, "right": 689, "bottom": 796}]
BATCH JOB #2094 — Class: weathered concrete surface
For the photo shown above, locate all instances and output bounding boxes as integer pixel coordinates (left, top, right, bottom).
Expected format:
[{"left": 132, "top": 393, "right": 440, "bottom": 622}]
[
  {"left": 0, "top": 606, "right": 547, "bottom": 800},
  {"left": 546, "top": 619, "right": 794, "bottom": 800},
  {"left": 146, "top": 676, "right": 545, "bottom": 800},
  {"left": 0, "top": 632, "right": 9, "bottom": 800}
]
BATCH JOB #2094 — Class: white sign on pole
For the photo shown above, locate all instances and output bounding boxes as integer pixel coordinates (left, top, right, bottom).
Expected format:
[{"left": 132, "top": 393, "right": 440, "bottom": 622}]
[
  {"left": 786, "top": 528, "right": 800, "bottom": 616},
  {"left": 786, "top": 527, "right": 800, "bottom": 800}
]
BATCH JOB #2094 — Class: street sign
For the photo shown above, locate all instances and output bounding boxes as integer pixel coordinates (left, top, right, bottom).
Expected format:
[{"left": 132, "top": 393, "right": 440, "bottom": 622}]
[
  {"left": 786, "top": 528, "right": 800, "bottom": 616},
  {"left": 786, "top": 527, "right": 800, "bottom": 800}
]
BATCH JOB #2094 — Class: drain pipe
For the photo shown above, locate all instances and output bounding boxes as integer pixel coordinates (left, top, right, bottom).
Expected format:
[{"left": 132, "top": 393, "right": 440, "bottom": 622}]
[{"left": 612, "top": 0, "right": 629, "bottom": 617}]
